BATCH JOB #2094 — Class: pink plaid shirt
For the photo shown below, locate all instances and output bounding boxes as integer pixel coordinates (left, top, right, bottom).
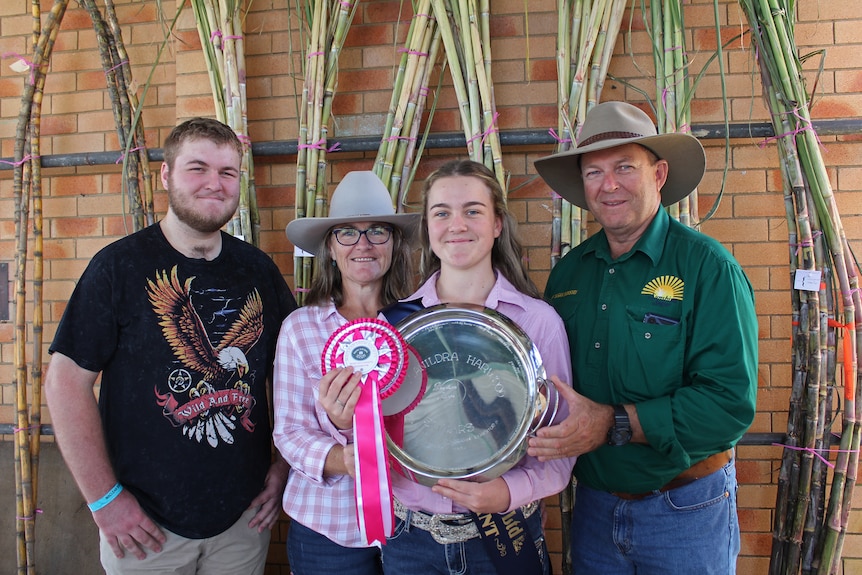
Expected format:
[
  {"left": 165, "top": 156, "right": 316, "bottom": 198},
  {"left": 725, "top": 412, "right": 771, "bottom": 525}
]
[{"left": 273, "top": 301, "right": 369, "bottom": 547}]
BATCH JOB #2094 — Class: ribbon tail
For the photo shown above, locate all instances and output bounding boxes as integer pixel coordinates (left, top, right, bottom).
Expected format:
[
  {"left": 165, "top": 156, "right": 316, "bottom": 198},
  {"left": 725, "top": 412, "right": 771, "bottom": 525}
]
[{"left": 354, "top": 379, "right": 394, "bottom": 545}]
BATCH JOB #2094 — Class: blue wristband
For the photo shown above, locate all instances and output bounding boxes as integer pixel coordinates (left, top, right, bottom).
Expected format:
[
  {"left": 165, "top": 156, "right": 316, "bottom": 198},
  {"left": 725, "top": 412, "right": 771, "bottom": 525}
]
[{"left": 87, "top": 483, "right": 123, "bottom": 512}]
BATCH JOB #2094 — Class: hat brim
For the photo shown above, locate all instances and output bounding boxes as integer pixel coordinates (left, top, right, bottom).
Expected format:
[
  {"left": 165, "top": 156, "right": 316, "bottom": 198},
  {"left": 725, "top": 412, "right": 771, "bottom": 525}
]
[
  {"left": 535, "top": 133, "right": 705, "bottom": 209},
  {"left": 286, "top": 212, "right": 421, "bottom": 255}
]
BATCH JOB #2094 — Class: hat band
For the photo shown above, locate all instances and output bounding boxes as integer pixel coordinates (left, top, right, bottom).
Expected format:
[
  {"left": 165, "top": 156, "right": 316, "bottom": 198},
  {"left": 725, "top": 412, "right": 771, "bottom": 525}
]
[{"left": 578, "top": 130, "right": 645, "bottom": 148}]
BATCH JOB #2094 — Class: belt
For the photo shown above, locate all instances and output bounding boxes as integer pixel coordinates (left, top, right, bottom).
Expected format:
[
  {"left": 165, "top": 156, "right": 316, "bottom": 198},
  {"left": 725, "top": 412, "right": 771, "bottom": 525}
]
[
  {"left": 611, "top": 449, "right": 733, "bottom": 501},
  {"left": 393, "top": 498, "right": 540, "bottom": 545}
]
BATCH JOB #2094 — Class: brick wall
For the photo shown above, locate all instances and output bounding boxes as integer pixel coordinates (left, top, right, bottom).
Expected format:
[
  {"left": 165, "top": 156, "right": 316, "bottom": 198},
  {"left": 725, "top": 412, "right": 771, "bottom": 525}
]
[{"left": 1, "top": 1, "right": 861, "bottom": 573}]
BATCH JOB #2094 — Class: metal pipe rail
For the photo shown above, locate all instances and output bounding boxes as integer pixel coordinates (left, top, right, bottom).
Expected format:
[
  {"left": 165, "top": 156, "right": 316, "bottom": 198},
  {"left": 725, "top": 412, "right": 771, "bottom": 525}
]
[
  {"left": 0, "top": 425, "right": 813, "bottom": 446},
  {"left": 2, "top": 119, "right": 862, "bottom": 170}
]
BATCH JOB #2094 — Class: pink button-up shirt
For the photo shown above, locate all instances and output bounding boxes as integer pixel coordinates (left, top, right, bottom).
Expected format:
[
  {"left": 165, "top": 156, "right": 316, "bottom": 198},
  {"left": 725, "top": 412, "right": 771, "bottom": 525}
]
[{"left": 391, "top": 272, "right": 576, "bottom": 514}]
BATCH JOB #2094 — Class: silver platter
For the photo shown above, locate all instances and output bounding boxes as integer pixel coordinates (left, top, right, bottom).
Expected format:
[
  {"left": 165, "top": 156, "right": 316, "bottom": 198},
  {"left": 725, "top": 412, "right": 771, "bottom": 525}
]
[{"left": 385, "top": 303, "right": 558, "bottom": 486}]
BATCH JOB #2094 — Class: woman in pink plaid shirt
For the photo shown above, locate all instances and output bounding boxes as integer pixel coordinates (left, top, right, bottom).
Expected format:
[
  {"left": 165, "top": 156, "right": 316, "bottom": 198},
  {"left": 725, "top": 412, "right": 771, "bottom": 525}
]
[{"left": 272, "top": 172, "right": 419, "bottom": 575}]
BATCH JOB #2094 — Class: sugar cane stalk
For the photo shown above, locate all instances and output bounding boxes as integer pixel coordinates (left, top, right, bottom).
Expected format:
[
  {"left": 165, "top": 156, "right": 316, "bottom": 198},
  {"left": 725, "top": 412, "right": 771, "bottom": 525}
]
[
  {"left": 82, "top": 0, "right": 149, "bottom": 232},
  {"left": 13, "top": 4, "right": 70, "bottom": 573},
  {"left": 191, "top": 0, "right": 259, "bottom": 244},
  {"left": 292, "top": 1, "right": 358, "bottom": 303},
  {"left": 738, "top": 1, "right": 860, "bottom": 572}
]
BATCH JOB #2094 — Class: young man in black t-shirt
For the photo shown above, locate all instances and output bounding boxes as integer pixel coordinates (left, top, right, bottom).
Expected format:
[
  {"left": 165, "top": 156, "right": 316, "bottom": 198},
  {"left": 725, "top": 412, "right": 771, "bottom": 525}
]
[{"left": 45, "top": 118, "right": 297, "bottom": 574}]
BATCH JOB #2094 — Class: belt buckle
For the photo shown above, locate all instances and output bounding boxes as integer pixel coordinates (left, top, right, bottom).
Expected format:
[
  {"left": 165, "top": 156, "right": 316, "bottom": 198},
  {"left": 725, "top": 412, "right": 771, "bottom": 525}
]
[
  {"left": 423, "top": 503, "right": 536, "bottom": 544},
  {"left": 428, "top": 513, "right": 474, "bottom": 544}
]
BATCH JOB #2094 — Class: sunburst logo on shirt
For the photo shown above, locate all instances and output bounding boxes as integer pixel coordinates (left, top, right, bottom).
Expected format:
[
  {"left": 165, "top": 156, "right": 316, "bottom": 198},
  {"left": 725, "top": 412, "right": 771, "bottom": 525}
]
[{"left": 641, "top": 275, "right": 684, "bottom": 301}]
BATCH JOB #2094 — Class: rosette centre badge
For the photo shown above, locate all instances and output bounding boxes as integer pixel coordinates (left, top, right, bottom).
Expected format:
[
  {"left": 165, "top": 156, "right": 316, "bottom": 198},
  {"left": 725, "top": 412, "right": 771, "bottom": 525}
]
[
  {"left": 322, "top": 319, "right": 406, "bottom": 396},
  {"left": 345, "top": 338, "right": 378, "bottom": 370}
]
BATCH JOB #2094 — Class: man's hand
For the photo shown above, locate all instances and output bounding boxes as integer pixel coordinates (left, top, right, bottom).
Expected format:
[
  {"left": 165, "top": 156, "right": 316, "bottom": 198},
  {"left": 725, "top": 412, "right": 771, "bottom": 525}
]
[
  {"left": 94, "top": 490, "right": 166, "bottom": 560},
  {"left": 46, "top": 354, "right": 166, "bottom": 560},
  {"left": 248, "top": 458, "right": 290, "bottom": 533},
  {"left": 527, "top": 376, "right": 613, "bottom": 461},
  {"left": 432, "top": 477, "right": 511, "bottom": 514}
]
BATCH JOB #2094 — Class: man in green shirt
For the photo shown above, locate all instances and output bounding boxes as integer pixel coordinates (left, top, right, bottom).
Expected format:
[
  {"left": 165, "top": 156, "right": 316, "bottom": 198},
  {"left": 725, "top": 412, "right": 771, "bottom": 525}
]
[{"left": 528, "top": 101, "right": 758, "bottom": 574}]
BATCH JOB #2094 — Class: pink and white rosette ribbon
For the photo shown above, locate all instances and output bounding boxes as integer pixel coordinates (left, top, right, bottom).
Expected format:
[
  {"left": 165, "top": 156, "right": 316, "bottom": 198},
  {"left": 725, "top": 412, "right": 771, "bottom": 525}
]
[{"left": 322, "top": 319, "right": 407, "bottom": 545}]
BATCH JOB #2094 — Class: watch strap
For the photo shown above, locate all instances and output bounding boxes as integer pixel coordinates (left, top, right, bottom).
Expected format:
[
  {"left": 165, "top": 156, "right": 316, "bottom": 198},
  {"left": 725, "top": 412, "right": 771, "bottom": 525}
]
[{"left": 613, "top": 404, "right": 629, "bottom": 426}]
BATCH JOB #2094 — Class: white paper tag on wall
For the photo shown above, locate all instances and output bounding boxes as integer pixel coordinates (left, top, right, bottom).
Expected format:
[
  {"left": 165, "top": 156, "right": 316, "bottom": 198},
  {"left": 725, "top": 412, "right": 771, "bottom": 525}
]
[
  {"left": 10, "top": 59, "right": 31, "bottom": 73},
  {"left": 794, "top": 269, "right": 822, "bottom": 292},
  {"left": 294, "top": 247, "right": 314, "bottom": 258}
]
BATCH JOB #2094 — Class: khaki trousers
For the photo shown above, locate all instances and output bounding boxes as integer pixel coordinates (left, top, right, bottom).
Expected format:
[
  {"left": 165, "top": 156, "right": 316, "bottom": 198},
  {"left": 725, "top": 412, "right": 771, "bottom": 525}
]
[{"left": 99, "top": 507, "right": 269, "bottom": 575}]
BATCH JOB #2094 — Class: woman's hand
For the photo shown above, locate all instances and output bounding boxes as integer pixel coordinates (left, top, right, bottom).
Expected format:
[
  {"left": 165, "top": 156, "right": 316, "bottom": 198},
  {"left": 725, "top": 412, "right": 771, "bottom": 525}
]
[
  {"left": 342, "top": 444, "right": 356, "bottom": 478},
  {"left": 432, "top": 477, "right": 511, "bottom": 514},
  {"left": 319, "top": 367, "right": 363, "bottom": 430}
]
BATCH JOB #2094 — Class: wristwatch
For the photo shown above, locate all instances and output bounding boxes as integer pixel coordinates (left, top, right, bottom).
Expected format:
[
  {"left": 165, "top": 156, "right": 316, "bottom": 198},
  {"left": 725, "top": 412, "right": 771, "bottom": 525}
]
[{"left": 607, "top": 404, "right": 633, "bottom": 446}]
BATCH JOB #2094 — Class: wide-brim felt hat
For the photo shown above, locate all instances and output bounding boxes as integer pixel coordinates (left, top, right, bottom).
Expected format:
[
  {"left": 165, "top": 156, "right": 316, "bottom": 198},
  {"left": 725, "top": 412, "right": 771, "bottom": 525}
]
[
  {"left": 534, "top": 101, "right": 706, "bottom": 209},
  {"left": 286, "top": 171, "right": 421, "bottom": 254}
]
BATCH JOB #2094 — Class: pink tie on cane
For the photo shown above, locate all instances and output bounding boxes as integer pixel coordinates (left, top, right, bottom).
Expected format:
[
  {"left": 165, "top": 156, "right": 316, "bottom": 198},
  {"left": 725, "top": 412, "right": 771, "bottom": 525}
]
[{"left": 321, "top": 319, "right": 408, "bottom": 545}]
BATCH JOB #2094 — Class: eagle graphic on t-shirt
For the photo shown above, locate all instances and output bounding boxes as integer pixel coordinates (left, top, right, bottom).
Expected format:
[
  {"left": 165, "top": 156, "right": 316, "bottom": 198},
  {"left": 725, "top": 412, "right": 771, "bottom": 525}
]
[{"left": 148, "top": 266, "right": 262, "bottom": 447}]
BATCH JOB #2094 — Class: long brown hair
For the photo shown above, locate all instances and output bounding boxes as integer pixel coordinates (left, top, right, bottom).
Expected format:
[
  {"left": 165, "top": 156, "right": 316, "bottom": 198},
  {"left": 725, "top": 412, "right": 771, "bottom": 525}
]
[
  {"left": 304, "top": 224, "right": 415, "bottom": 308},
  {"left": 418, "top": 160, "right": 540, "bottom": 298}
]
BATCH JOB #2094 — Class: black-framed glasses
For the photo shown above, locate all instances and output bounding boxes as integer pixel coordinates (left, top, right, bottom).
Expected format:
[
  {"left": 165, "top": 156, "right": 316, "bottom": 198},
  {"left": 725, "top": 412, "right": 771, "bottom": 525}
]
[{"left": 331, "top": 225, "right": 393, "bottom": 246}]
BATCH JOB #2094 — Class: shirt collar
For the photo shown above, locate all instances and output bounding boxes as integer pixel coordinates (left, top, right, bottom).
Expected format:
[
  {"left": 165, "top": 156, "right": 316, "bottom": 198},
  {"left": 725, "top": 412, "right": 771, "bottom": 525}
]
[
  {"left": 582, "top": 208, "right": 669, "bottom": 266},
  {"left": 633, "top": 208, "right": 669, "bottom": 266},
  {"left": 317, "top": 299, "right": 341, "bottom": 321},
  {"left": 411, "top": 271, "right": 531, "bottom": 313}
]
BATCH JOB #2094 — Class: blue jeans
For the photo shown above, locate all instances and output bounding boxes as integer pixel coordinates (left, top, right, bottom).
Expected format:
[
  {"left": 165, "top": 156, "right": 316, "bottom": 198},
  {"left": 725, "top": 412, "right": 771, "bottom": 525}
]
[
  {"left": 571, "top": 458, "right": 740, "bottom": 575},
  {"left": 287, "top": 520, "right": 383, "bottom": 575},
  {"left": 382, "top": 506, "right": 549, "bottom": 575}
]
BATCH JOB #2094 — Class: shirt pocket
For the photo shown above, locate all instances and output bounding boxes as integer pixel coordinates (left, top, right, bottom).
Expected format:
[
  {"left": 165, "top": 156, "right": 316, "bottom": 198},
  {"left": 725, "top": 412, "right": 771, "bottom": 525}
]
[{"left": 619, "top": 305, "right": 685, "bottom": 397}]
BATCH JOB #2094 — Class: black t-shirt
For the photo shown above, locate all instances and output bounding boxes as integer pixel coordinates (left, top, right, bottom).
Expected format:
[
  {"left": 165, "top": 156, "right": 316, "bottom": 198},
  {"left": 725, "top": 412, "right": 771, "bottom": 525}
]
[{"left": 50, "top": 224, "right": 297, "bottom": 538}]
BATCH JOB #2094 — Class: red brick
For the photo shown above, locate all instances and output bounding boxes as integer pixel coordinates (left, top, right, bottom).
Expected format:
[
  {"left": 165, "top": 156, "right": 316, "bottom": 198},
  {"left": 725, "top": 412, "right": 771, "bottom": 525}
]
[
  {"left": 41, "top": 239, "right": 75, "bottom": 260},
  {"left": 243, "top": 2, "right": 290, "bottom": 30},
  {"left": 40, "top": 115, "right": 78, "bottom": 136},
  {"left": 345, "top": 24, "right": 394, "bottom": 48},
  {"left": 257, "top": 186, "right": 294, "bottom": 209},
  {"left": 623, "top": 7, "right": 647, "bottom": 32},
  {"left": 50, "top": 49, "right": 104, "bottom": 73},
  {"left": 51, "top": 175, "right": 101, "bottom": 197},
  {"left": 331, "top": 93, "right": 363, "bottom": 116},
  {"left": 427, "top": 109, "right": 462, "bottom": 133},
  {"left": 364, "top": 1, "right": 409, "bottom": 23},
  {"left": 78, "top": 111, "right": 116, "bottom": 134},
  {"left": 529, "top": 59, "right": 557, "bottom": 83},
  {"left": 692, "top": 25, "right": 751, "bottom": 53},
  {"left": 52, "top": 216, "right": 100, "bottom": 239},
  {"left": 173, "top": 30, "right": 202, "bottom": 52},
  {"left": 176, "top": 96, "right": 216, "bottom": 118},
  {"left": 113, "top": 3, "right": 158, "bottom": 25},
  {"left": 528, "top": 105, "right": 560, "bottom": 131},
  {"left": 0, "top": 77, "right": 26, "bottom": 98},
  {"left": 72, "top": 69, "right": 105, "bottom": 92},
  {"left": 490, "top": 15, "right": 521, "bottom": 37},
  {"left": 809, "top": 97, "right": 860, "bottom": 120},
  {"left": 338, "top": 68, "right": 393, "bottom": 93},
  {"left": 58, "top": 7, "right": 97, "bottom": 31}
]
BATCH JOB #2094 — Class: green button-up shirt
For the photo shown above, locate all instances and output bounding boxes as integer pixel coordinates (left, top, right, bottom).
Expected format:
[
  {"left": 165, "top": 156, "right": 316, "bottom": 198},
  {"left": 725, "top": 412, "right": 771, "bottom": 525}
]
[{"left": 545, "top": 208, "right": 758, "bottom": 493}]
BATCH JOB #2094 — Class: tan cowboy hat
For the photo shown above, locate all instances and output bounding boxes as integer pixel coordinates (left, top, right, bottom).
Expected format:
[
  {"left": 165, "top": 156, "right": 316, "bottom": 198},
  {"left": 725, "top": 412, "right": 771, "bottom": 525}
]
[
  {"left": 534, "top": 101, "right": 706, "bottom": 209},
  {"left": 285, "top": 171, "right": 420, "bottom": 254}
]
